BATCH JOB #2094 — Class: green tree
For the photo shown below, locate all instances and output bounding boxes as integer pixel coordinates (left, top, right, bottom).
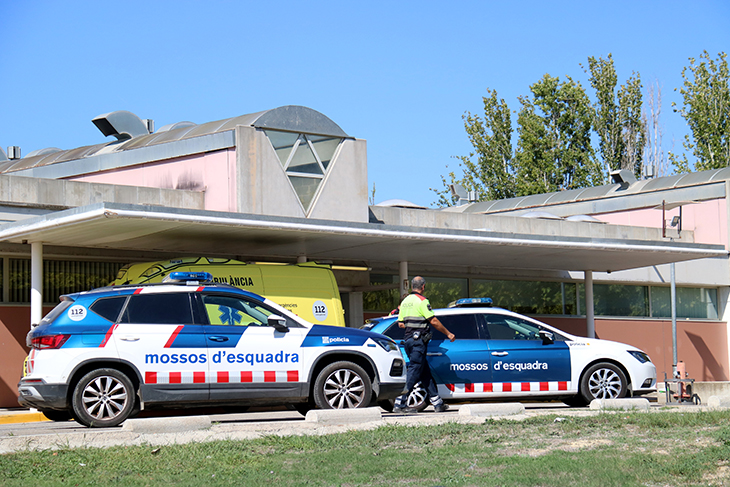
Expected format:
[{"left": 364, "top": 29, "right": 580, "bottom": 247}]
[
  {"left": 514, "top": 74, "right": 602, "bottom": 195},
  {"left": 586, "top": 54, "right": 645, "bottom": 179},
  {"left": 672, "top": 51, "right": 730, "bottom": 172},
  {"left": 431, "top": 89, "right": 515, "bottom": 205}
]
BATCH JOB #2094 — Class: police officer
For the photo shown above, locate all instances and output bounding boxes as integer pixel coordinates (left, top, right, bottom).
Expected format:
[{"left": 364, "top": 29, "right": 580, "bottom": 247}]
[{"left": 393, "top": 276, "right": 455, "bottom": 413}]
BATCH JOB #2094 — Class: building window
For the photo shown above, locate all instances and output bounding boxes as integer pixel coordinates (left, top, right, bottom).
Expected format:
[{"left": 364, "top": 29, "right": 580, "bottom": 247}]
[
  {"left": 8, "top": 259, "right": 127, "bottom": 304},
  {"left": 363, "top": 274, "right": 720, "bottom": 320},
  {"left": 472, "top": 279, "right": 576, "bottom": 315},
  {"left": 650, "top": 286, "right": 718, "bottom": 320},
  {"left": 589, "top": 284, "right": 650, "bottom": 317},
  {"left": 363, "top": 274, "right": 400, "bottom": 314},
  {"left": 265, "top": 130, "right": 343, "bottom": 212}
]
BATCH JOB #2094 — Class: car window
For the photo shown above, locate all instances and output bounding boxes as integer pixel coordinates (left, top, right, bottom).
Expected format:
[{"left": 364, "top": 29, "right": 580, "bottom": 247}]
[
  {"left": 90, "top": 296, "right": 127, "bottom": 322},
  {"left": 119, "top": 293, "right": 194, "bottom": 324},
  {"left": 484, "top": 315, "right": 543, "bottom": 340},
  {"left": 380, "top": 321, "right": 404, "bottom": 340},
  {"left": 201, "top": 294, "right": 302, "bottom": 328},
  {"left": 432, "top": 313, "right": 480, "bottom": 340}
]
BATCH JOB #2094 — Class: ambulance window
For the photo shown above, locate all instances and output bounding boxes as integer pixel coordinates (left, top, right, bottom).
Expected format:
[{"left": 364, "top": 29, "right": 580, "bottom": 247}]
[
  {"left": 120, "top": 293, "right": 194, "bottom": 324},
  {"left": 90, "top": 296, "right": 127, "bottom": 322},
  {"left": 201, "top": 294, "right": 302, "bottom": 328}
]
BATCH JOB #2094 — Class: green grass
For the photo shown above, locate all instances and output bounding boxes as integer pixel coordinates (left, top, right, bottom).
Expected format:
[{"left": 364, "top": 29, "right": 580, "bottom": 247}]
[{"left": 3, "top": 411, "right": 730, "bottom": 486}]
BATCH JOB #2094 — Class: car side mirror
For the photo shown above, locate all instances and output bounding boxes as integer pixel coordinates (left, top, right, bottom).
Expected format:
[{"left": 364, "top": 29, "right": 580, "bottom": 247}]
[
  {"left": 268, "top": 315, "right": 289, "bottom": 333},
  {"left": 539, "top": 330, "right": 554, "bottom": 345}
]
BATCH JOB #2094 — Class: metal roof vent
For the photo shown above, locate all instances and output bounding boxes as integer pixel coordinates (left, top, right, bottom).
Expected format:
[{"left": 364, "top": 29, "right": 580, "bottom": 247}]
[
  {"left": 7, "top": 146, "right": 21, "bottom": 160},
  {"left": 92, "top": 110, "right": 150, "bottom": 140},
  {"left": 610, "top": 169, "right": 637, "bottom": 185}
]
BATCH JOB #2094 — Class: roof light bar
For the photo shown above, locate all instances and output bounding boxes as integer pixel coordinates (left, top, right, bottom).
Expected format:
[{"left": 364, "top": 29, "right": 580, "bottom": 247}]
[{"left": 164, "top": 271, "right": 213, "bottom": 283}]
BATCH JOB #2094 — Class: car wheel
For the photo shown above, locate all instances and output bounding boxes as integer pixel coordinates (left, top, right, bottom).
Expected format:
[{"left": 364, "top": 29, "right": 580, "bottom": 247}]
[
  {"left": 40, "top": 409, "right": 73, "bottom": 422},
  {"left": 72, "top": 368, "right": 136, "bottom": 427},
  {"left": 580, "top": 362, "right": 627, "bottom": 403},
  {"left": 313, "top": 361, "right": 372, "bottom": 409}
]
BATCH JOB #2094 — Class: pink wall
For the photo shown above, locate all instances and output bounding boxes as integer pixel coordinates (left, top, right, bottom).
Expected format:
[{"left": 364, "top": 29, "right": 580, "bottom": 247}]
[
  {"left": 595, "top": 199, "right": 728, "bottom": 247},
  {"left": 540, "top": 316, "right": 728, "bottom": 382},
  {"left": 0, "top": 306, "right": 53, "bottom": 408},
  {"left": 70, "top": 149, "right": 237, "bottom": 212}
]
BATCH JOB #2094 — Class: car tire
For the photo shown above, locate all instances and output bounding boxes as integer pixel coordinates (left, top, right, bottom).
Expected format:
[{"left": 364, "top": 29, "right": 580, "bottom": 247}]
[
  {"left": 313, "top": 361, "right": 372, "bottom": 409},
  {"left": 40, "top": 409, "right": 73, "bottom": 422},
  {"left": 579, "top": 362, "right": 628, "bottom": 403},
  {"left": 72, "top": 368, "right": 136, "bottom": 427}
]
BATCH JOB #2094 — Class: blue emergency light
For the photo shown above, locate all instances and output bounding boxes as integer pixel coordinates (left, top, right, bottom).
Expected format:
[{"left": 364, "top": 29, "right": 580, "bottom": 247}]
[
  {"left": 448, "top": 297, "right": 493, "bottom": 308},
  {"left": 164, "top": 271, "right": 213, "bottom": 283}
]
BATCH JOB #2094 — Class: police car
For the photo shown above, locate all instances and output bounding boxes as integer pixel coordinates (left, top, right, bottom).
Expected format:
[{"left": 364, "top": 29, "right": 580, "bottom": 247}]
[
  {"left": 364, "top": 298, "right": 656, "bottom": 411},
  {"left": 18, "top": 273, "right": 406, "bottom": 427}
]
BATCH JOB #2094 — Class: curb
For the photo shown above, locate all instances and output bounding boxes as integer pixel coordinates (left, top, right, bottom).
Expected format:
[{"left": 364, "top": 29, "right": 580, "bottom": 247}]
[
  {"left": 305, "top": 407, "right": 383, "bottom": 424},
  {"left": 458, "top": 403, "right": 525, "bottom": 417},
  {"left": 589, "top": 398, "right": 650, "bottom": 411},
  {"left": 0, "top": 412, "right": 49, "bottom": 425},
  {"left": 122, "top": 415, "right": 212, "bottom": 433}
]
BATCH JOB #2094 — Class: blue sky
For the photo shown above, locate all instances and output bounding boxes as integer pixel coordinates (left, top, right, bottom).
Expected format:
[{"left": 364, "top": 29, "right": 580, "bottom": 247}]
[{"left": 1, "top": 1, "right": 728, "bottom": 208}]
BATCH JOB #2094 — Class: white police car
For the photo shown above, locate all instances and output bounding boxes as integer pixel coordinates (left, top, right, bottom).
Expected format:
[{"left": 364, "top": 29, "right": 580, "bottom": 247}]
[
  {"left": 365, "top": 298, "right": 656, "bottom": 410},
  {"left": 18, "top": 272, "right": 406, "bottom": 427}
]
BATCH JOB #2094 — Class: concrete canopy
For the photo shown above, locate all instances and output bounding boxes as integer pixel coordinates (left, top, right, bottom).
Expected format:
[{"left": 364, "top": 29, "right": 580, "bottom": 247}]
[{"left": 0, "top": 202, "right": 724, "bottom": 273}]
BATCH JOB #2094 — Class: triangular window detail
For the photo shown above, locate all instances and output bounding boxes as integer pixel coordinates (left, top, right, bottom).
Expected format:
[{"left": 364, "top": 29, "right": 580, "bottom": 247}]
[
  {"left": 288, "top": 175, "right": 320, "bottom": 210},
  {"left": 287, "top": 136, "right": 323, "bottom": 175},
  {"left": 265, "top": 130, "right": 299, "bottom": 167},
  {"left": 308, "top": 135, "right": 340, "bottom": 170},
  {"left": 264, "top": 130, "right": 343, "bottom": 212}
]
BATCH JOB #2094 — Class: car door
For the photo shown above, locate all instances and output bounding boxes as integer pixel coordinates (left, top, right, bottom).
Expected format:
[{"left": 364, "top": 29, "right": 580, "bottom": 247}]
[
  {"left": 198, "top": 293, "right": 307, "bottom": 402},
  {"left": 484, "top": 314, "right": 571, "bottom": 395},
  {"left": 113, "top": 291, "right": 210, "bottom": 404},
  {"left": 426, "top": 312, "right": 491, "bottom": 397}
]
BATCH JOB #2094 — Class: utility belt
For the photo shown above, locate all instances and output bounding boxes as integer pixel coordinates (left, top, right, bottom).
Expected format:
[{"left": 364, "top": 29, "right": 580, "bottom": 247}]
[{"left": 408, "top": 327, "right": 432, "bottom": 344}]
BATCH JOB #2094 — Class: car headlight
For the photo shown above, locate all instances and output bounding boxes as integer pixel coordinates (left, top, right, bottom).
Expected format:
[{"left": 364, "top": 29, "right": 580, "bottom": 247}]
[
  {"left": 628, "top": 350, "right": 651, "bottom": 364},
  {"left": 373, "top": 337, "right": 398, "bottom": 352}
]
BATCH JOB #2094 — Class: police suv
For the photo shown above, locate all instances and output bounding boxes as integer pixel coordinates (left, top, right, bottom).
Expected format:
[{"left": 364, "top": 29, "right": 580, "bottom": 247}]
[
  {"left": 18, "top": 273, "right": 406, "bottom": 427},
  {"left": 365, "top": 298, "right": 656, "bottom": 410}
]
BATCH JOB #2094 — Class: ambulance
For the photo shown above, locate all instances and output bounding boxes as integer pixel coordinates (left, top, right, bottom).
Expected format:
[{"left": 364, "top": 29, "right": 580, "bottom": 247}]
[{"left": 112, "top": 257, "right": 346, "bottom": 327}]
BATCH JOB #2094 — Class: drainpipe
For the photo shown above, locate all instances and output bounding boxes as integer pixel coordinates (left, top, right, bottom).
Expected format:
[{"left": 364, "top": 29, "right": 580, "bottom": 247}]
[{"left": 30, "top": 242, "right": 43, "bottom": 329}]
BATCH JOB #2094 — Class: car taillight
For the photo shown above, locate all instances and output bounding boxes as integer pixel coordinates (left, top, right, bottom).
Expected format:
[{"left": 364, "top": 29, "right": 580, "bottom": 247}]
[{"left": 31, "top": 334, "right": 70, "bottom": 350}]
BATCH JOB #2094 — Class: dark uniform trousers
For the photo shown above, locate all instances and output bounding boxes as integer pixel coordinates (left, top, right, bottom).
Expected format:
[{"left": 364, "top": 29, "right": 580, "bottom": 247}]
[{"left": 394, "top": 333, "right": 443, "bottom": 408}]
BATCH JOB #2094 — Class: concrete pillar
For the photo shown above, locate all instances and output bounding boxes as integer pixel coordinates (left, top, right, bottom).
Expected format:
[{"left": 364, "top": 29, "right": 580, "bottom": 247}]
[
  {"left": 30, "top": 242, "right": 43, "bottom": 328},
  {"left": 585, "top": 270, "right": 594, "bottom": 338},
  {"left": 348, "top": 292, "right": 364, "bottom": 328},
  {"left": 399, "top": 261, "right": 409, "bottom": 298}
]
